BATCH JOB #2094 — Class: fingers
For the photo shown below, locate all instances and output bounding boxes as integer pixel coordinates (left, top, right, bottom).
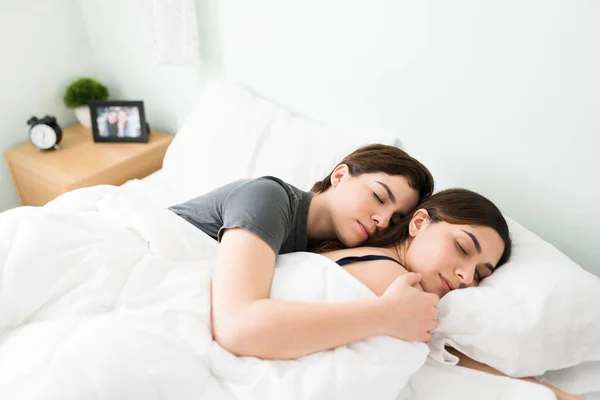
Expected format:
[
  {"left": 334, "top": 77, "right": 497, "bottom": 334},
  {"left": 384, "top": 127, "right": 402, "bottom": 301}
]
[
  {"left": 423, "top": 311, "right": 440, "bottom": 342},
  {"left": 398, "top": 272, "right": 422, "bottom": 286},
  {"left": 418, "top": 321, "right": 438, "bottom": 343},
  {"left": 428, "top": 292, "right": 440, "bottom": 303},
  {"left": 420, "top": 293, "right": 440, "bottom": 310}
]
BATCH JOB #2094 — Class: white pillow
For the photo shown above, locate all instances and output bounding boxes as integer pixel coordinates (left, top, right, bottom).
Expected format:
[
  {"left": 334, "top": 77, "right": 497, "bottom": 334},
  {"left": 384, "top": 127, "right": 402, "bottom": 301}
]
[
  {"left": 162, "top": 80, "right": 288, "bottom": 202},
  {"left": 429, "top": 216, "right": 600, "bottom": 378},
  {"left": 162, "top": 79, "right": 398, "bottom": 202},
  {"left": 247, "top": 113, "right": 397, "bottom": 192}
]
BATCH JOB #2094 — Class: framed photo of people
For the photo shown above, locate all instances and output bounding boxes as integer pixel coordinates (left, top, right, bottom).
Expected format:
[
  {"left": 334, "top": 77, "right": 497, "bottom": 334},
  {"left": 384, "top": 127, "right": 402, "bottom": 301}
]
[{"left": 90, "top": 100, "right": 149, "bottom": 143}]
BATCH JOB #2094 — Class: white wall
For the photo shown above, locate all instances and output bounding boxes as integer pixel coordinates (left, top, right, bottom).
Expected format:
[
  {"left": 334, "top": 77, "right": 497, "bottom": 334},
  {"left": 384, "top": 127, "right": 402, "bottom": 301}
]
[
  {"left": 0, "top": 0, "right": 100, "bottom": 211},
  {"left": 0, "top": 0, "right": 221, "bottom": 211},
  {"left": 217, "top": 0, "right": 600, "bottom": 275},
  {"left": 79, "top": 0, "right": 221, "bottom": 134},
  {"left": 2, "top": 0, "right": 597, "bottom": 276}
]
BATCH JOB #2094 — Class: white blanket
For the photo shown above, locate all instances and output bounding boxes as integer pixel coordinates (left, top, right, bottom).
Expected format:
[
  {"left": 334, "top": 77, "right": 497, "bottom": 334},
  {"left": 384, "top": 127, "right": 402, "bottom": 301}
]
[{"left": 0, "top": 185, "right": 433, "bottom": 400}]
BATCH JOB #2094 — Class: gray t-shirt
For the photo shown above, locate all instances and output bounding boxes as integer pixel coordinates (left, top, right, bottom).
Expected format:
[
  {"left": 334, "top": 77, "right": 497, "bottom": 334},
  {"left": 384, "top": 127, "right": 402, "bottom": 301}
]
[{"left": 168, "top": 176, "right": 312, "bottom": 254}]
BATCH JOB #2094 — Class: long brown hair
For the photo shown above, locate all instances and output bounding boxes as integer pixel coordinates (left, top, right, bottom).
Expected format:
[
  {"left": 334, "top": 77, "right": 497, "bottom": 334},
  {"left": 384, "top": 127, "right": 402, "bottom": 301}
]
[
  {"left": 369, "top": 188, "right": 512, "bottom": 267},
  {"left": 310, "top": 144, "right": 434, "bottom": 203}
]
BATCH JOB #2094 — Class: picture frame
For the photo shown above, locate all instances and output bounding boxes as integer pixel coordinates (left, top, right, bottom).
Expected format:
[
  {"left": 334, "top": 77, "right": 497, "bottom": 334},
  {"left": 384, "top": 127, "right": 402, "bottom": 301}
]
[{"left": 89, "top": 100, "right": 149, "bottom": 143}]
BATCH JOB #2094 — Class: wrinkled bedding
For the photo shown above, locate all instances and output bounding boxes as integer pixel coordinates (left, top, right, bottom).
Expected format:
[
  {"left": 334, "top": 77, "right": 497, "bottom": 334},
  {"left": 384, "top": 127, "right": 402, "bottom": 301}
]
[{"left": 0, "top": 185, "right": 437, "bottom": 400}]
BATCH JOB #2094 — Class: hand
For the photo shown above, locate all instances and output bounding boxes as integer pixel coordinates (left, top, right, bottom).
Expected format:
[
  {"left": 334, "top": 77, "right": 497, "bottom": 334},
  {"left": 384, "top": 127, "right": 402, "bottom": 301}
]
[
  {"left": 556, "top": 391, "right": 582, "bottom": 400},
  {"left": 379, "top": 273, "right": 440, "bottom": 342},
  {"left": 533, "top": 378, "right": 582, "bottom": 400}
]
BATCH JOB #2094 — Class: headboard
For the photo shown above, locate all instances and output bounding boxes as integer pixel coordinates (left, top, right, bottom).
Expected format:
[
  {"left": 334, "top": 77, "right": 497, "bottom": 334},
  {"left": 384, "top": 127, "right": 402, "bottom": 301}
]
[{"left": 216, "top": 0, "right": 600, "bottom": 275}]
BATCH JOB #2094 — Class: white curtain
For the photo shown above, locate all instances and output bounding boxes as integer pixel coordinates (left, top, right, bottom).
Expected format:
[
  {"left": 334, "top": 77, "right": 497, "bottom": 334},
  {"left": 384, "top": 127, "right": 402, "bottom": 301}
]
[{"left": 152, "top": 0, "right": 200, "bottom": 67}]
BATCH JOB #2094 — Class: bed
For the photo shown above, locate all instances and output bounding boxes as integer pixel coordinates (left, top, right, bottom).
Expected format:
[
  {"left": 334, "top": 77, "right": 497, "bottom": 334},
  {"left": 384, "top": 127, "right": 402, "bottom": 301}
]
[
  {"left": 0, "top": 80, "right": 599, "bottom": 400},
  {"left": 139, "top": 169, "right": 600, "bottom": 400},
  {"left": 131, "top": 169, "right": 600, "bottom": 400}
]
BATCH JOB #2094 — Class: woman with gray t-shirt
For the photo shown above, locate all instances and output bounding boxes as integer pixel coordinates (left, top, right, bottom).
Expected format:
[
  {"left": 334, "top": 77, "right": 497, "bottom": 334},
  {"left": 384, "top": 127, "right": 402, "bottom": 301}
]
[{"left": 169, "top": 144, "right": 437, "bottom": 360}]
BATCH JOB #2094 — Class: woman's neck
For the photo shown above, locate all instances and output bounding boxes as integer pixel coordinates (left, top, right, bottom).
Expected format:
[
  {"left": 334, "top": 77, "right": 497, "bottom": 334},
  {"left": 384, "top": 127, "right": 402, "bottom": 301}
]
[
  {"left": 306, "top": 191, "right": 336, "bottom": 242},
  {"left": 393, "top": 240, "right": 411, "bottom": 272}
]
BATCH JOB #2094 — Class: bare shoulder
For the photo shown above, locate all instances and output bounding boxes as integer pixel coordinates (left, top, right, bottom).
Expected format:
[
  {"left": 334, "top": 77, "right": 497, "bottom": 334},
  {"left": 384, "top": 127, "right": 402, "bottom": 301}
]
[
  {"left": 320, "top": 247, "right": 422, "bottom": 296},
  {"left": 320, "top": 247, "right": 397, "bottom": 263}
]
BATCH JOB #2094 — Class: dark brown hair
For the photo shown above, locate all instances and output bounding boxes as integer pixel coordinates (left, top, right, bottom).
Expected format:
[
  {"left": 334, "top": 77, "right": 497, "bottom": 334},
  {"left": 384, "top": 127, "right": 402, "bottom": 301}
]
[
  {"left": 310, "top": 144, "right": 434, "bottom": 204},
  {"left": 368, "top": 188, "right": 512, "bottom": 267}
]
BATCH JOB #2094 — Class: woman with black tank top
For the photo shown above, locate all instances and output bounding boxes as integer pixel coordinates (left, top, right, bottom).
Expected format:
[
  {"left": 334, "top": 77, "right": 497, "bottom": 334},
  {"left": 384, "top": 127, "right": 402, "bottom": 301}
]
[
  {"left": 319, "top": 188, "right": 510, "bottom": 299},
  {"left": 318, "top": 189, "right": 580, "bottom": 399}
]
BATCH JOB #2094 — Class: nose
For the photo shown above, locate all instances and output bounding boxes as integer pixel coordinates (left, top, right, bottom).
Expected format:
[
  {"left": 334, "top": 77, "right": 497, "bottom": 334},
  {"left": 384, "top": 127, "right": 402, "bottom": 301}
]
[
  {"left": 372, "top": 210, "right": 393, "bottom": 230},
  {"left": 456, "top": 265, "right": 476, "bottom": 286}
]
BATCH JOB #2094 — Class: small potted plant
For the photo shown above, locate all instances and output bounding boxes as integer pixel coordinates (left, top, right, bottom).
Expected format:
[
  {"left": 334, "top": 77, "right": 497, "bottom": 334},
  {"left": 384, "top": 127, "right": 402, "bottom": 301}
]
[{"left": 63, "top": 77, "right": 109, "bottom": 128}]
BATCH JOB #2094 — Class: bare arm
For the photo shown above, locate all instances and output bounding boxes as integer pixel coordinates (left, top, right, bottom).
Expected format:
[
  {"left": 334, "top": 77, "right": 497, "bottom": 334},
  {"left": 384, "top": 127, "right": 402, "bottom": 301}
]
[
  {"left": 447, "top": 348, "right": 581, "bottom": 400},
  {"left": 211, "top": 228, "right": 385, "bottom": 359},
  {"left": 211, "top": 229, "right": 439, "bottom": 360}
]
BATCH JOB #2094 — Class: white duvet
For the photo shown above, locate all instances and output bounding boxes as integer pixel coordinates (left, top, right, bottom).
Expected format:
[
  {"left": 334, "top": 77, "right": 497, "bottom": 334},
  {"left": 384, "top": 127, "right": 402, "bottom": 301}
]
[{"left": 0, "top": 185, "right": 558, "bottom": 400}]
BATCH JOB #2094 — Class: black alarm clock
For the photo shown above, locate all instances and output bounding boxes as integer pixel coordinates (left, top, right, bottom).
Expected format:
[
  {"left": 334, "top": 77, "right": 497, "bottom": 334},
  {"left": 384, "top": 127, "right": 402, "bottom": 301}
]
[{"left": 26, "top": 115, "right": 62, "bottom": 150}]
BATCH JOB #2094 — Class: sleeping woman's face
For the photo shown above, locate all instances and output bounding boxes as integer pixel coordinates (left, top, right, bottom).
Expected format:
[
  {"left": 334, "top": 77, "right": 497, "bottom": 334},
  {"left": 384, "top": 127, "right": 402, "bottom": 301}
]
[
  {"left": 402, "top": 210, "right": 505, "bottom": 298},
  {"left": 327, "top": 166, "right": 420, "bottom": 248}
]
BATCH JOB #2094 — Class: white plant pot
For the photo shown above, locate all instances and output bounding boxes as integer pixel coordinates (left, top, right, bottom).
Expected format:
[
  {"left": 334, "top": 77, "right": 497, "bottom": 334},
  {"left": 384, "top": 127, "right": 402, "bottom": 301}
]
[{"left": 74, "top": 106, "right": 92, "bottom": 128}]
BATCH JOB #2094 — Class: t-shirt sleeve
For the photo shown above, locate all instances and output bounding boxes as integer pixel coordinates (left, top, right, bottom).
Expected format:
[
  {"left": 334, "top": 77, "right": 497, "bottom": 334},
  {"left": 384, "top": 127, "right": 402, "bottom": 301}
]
[{"left": 219, "top": 178, "right": 293, "bottom": 254}]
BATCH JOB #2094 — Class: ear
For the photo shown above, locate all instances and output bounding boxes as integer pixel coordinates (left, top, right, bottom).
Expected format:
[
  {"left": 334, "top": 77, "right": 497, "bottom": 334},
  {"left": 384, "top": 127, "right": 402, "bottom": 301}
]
[
  {"left": 330, "top": 164, "right": 350, "bottom": 187},
  {"left": 408, "top": 209, "right": 430, "bottom": 237}
]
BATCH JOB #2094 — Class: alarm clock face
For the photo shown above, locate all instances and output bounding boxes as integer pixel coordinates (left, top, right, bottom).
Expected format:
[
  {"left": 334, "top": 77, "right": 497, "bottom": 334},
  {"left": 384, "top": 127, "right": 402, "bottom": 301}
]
[{"left": 30, "top": 124, "right": 57, "bottom": 150}]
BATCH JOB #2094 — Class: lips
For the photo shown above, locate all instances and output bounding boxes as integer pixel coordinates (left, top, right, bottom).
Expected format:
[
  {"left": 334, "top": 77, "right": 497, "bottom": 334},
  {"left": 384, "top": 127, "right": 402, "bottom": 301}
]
[
  {"left": 441, "top": 276, "right": 454, "bottom": 294},
  {"left": 358, "top": 222, "right": 370, "bottom": 239}
]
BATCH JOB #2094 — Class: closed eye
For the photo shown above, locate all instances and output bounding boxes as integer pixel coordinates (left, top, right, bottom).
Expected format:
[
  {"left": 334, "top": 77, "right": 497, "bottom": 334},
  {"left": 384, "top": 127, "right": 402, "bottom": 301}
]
[
  {"left": 456, "top": 241, "right": 467, "bottom": 256},
  {"left": 373, "top": 192, "right": 384, "bottom": 204}
]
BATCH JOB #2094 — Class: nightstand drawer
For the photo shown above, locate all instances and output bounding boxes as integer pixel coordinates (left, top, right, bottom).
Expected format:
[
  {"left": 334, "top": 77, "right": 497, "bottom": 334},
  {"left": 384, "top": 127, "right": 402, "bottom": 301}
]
[
  {"left": 7, "top": 162, "right": 64, "bottom": 206},
  {"left": 64, "top": 141, "right": 170, "bottom": 191},
  {"left": 4, "top": 124, "right": 173, "bottom": 206}
]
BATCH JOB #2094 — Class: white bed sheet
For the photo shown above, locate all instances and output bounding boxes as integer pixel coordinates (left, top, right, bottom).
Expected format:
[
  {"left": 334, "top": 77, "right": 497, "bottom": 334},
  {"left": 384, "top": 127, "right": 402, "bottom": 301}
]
[
  {"left": 124, "top": 170, "right": 182, "bottom": 208},
  {"left": 2, "top": 183, "right": 431, "bottom": 400},
  {"left": 117, "top": 171, "right": 600, "bottom": 399}
]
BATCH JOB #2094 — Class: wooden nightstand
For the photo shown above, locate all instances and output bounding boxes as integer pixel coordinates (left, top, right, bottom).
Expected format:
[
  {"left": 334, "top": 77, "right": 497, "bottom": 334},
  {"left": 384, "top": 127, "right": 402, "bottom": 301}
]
[{"left": 3, "top": 124, "right": 173, "bottom": 206}]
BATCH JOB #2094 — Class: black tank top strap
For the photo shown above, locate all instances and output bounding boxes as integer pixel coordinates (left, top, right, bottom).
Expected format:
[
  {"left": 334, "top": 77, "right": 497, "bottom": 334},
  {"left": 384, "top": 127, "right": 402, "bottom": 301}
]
[{"left": 335, "top": 254, "right": 405, "bottom": 268}]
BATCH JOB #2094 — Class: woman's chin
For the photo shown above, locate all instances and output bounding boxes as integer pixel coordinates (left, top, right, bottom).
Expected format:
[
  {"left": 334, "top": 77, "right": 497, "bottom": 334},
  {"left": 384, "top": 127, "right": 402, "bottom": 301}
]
[
  {"left": 339, "top": 234, "right": 364, "bottom": 248},
  {"left": 419, "top": 280, "right": 443, "bottom": 297},
  {"left": 342, "top": 239, "right": 362, "bottom": 248}
]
